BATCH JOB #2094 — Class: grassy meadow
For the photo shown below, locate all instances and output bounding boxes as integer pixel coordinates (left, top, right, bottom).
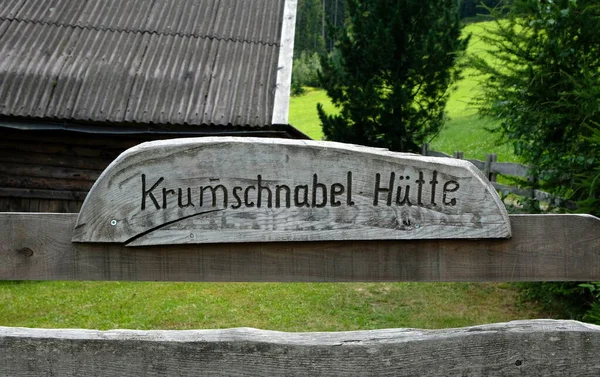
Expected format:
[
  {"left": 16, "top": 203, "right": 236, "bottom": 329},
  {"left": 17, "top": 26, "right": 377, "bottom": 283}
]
[
  {"left": 0, "top": 22, "right": 547, "bottom": 331},
  {"left": 0, "top": 281, "right": 542, "bottom": 331}
]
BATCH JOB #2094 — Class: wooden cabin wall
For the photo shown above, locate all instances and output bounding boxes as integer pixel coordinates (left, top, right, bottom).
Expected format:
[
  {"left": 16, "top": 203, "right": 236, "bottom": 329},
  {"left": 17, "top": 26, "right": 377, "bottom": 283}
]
[
  {"left": 0, "top": 128, "right": 158, "bottom": 213},
  {"left": 0, "top": 126, "right": 302, "bottom": 213},
  {"left": 0, "top": 197, "right": 84, "bottom": 213}
]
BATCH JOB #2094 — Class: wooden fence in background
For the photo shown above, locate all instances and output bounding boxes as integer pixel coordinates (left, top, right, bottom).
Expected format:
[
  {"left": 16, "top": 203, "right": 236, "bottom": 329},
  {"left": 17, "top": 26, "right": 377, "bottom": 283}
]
[{"left": 421, "top": 143, "right": 575, "bottom": 209}]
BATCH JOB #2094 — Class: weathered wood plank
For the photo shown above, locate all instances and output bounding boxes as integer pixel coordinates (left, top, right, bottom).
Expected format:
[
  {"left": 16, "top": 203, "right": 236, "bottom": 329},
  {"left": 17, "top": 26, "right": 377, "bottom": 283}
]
[
  {"left": 0, "top": 172, "right": 94, "bottom": 191},
  {"left": 492, "top": 161, "right": 529, "bottom": 177},
  {"left": 73, "top": 137, "right": 511, "bottom": 245},
  {"left": 0, "top": 187, "right": 88, "bottom": 201},
  {"left": 0, "top": 320, "right": 599, "bottom": 376},
  {"left": 0, "top": 162, "right": 101, "bottom": 182},
  {"left": 427, "top": 150, "right": 452, "bottom": 158},
  {"left": 0, "top": 149, "right": 112, "bottom": 170},
  {"left": 0, "top": 139, "right": 121, "bottom": 159},
  {"left": 466, "top": 158, "right": 485, "bottom": 171},
  {"left": 271, "top": 0, "right": 296, "bottom": 125},
  {"left": 1, "top": 213, "right": 599, "bottom": 282}
]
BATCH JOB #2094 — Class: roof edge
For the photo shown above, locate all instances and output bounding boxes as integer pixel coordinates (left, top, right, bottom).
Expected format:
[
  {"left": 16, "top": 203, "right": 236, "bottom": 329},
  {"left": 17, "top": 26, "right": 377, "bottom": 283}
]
[
  {"left": 0, "top": 117, "right": 304, "bottom": 139},
  {"left": 272, "top": 123, "right": 312, "bottom": 140},
  {"left": 271, "top": 0, "right": 297, "bottom": 125}
]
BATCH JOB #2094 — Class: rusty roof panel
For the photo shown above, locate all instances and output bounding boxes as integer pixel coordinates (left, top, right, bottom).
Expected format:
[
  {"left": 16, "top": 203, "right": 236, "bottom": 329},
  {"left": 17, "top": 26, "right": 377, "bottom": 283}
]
[{"left": 0, "top": 0, "right": 288, "bottom": 127}]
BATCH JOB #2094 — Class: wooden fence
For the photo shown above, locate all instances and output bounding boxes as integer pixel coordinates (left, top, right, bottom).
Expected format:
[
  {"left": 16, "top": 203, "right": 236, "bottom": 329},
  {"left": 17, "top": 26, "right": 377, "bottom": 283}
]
[
  {"left": 1, "top": 211, "right": 600, "bottom": 376},
  {"left": 1, "top": 138, "right": 599, "bottom": 376},
  {"left": 421, "top": 143, "right": 575, "bottom": 209}
]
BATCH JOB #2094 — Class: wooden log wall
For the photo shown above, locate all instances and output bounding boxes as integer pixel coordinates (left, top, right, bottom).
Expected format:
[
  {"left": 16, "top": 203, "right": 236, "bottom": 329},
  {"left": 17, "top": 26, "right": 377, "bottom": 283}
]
[
  {"left": 0, "top": 128, "right": 181, "bottom": 213},
  {"left": 0, "top": 128, "right": 306, "bottom": 213}
]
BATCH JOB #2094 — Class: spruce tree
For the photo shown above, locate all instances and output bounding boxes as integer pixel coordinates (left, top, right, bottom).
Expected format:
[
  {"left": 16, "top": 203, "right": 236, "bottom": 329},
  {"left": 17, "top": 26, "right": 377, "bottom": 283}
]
[{"left": 317, "top": 0, "right": 468, "bottom": 152}]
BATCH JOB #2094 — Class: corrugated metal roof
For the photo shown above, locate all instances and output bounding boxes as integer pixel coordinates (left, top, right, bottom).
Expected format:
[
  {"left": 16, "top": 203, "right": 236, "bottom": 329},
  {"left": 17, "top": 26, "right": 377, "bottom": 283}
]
[
  {"left": 0, "top": 0, "right": 289, "bottom": 127},
  {"left": 0, "top": 0, "right": 284, "bottom": 44}
]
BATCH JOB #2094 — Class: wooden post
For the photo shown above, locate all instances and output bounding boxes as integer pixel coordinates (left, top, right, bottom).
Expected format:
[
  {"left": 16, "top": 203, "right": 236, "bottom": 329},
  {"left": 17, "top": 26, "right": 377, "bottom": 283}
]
[
  {"left": 489, "top": 153, "right": 497, "bottom": 182},
  {"left": 453, "top": 151, "right": 464, "bottom": 159},
  {"left": 421, "top": 142, "right": 429, "bottom": 156},
  {"left": 484, "top": 153, "right": 495, "bottom": 182}
]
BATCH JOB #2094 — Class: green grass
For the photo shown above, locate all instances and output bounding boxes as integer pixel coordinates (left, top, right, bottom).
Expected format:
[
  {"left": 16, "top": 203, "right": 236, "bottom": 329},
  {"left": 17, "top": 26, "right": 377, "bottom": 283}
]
[
  {"left": 289, "top": 87, "right": 335, "bottom": 140},
  {"left": 432, "top": 22, "right": 515, "bottom": 162},
  {"left": 0, "top": 22, "right": 544, "bottom": 332},
  {"left": 0, "top": 281, "right": 542, "bottom": 330}
]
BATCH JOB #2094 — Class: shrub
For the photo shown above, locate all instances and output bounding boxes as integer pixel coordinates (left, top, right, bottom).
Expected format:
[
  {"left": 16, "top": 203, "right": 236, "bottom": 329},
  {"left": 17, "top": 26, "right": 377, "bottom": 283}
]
[{"left": 291, "top": 51, "right": 322, "bottom": 95}]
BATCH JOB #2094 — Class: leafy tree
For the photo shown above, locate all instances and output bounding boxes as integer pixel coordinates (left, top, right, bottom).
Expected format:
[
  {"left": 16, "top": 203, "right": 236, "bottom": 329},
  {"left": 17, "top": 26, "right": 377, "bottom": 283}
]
[
  {"left": 472, "top": 0, "right": 600, "bottom": 325},
  {"left": 323, "top": 0, "right": 347, "bottom": 51},
  {"left": 295, "top": 0, "right": 326, "bottom": 57},
  {"left": 291, "top": 51, "right": 322, "bottom": 95},
  {"left": 317, "top": 0, "right": 468, "bottom": 152},
  {"left": 459, "top": 0, "right": 478, "bottom": 18},
  {"left": 295, "top": 0, "right": 347, "bottom": 56},
  {"left": 470, "top": 0, "right": 600, "bottom": 200},
  {"left": 293, "top": 0, "right": 345, "bottom": 93},
  {"left": 458, "top": 0, "right": 502, "bottom": 19}
]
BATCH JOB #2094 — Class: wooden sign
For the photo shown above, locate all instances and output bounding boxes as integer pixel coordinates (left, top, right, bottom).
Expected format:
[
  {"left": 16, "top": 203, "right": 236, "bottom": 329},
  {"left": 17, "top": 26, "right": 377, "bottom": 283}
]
[{"left": 72, "top": 137, "right": 510, "bottom": 246}]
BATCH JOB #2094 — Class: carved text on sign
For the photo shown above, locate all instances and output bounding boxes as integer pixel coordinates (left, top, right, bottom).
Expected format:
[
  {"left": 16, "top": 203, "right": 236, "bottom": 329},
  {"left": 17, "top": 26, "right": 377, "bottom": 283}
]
[{"left": 138, "top": 171, "right": 461, "bottom": 213}]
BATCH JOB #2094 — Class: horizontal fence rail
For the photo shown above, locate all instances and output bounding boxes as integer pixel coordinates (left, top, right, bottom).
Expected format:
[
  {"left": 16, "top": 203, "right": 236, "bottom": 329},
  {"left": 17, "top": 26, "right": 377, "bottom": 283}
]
[
  {"left": 1, "top": 320, "right": 599, "bottom": 376},
  {"left": 1, "top": 213, "right": 599, "bottom": 282}
]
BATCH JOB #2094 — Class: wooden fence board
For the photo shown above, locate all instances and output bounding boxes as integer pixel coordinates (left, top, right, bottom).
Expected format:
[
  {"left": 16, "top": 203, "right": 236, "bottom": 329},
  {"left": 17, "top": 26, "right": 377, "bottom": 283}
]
[
  {"left": 0, "top": 320, "right": 599, "bottom": 376},
  {"left": 1, "top": 213, "right": 598, "bottom": 282},
  {"left": 427, "top": 150, "right": 452, "bottom": 158},
  {"left": 492, "top": 161, "right": 530, "bottom": 177},
  {"left": 466, "top": 158, "right": 485, "bottom": 170}
]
